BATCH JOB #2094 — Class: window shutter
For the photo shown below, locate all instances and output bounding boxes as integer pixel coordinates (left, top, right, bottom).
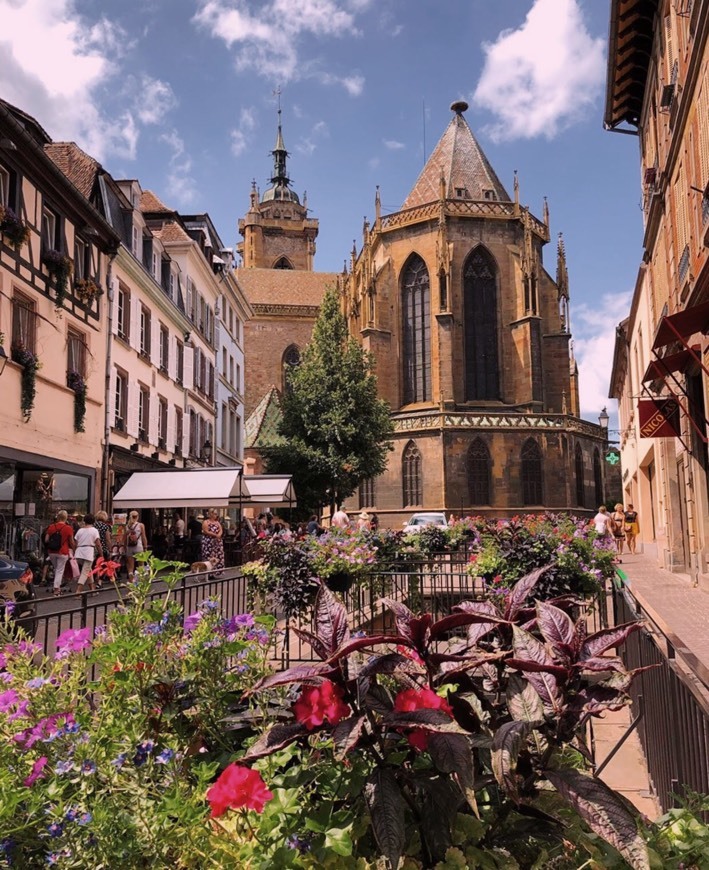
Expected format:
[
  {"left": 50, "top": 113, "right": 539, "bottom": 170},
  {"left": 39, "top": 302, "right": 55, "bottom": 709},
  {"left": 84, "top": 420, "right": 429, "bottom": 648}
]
[
  {"left": 150, "top": 318, "right": 160, "bottom": 367},
  {"left": 110, "top": 367, "right": 118, "bottom": 427},
  {"left": 149, "top": 390, "right": 159, "bottom": 445},
  {"left": 168, "top": 334, "right": 176, "bottom": 380},
  {"left": 167, "top": 405, "right": 175, "bottom": 453},
  {"left": 130, "top": 296, "right": 141, "bottom": 351},
  {"left": 127, "top": 380, "right": 140, "bottom": 437},
  {"left": 111, "top": 278, "right": 119, "bottom": 331},
  {"left": 183, "top": 345, "right": 193, "bottom": 389}
]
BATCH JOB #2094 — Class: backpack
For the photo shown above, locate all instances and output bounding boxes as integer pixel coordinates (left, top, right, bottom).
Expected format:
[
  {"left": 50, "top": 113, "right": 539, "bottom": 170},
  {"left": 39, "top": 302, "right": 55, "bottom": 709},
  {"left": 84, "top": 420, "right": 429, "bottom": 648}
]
[
  {"left": 127, "top": 523, "right": 140, "bottom": 546},
  {"left": 46, "top": 526, "right": 63, "bottom": 551}
]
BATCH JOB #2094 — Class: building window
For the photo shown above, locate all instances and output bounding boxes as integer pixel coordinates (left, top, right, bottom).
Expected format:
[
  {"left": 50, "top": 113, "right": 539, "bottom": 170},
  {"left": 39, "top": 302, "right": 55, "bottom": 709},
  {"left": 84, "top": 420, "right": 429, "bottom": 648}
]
[
  {"left": 402, "top": 255, "right": 431, "bottom": 404},
  {"left": 189, "top": 409, "right": 197, "bottom": 456},
  {"left": 274, "top": 257, "right": 293, "bottom": 269},
  {"left": 176, "top": 339, "right": 184, "bottom": 384},
  {"left": 593, "top": 448, "right": 603, "bottom": 507},
  {"left": 359, "top": 477, "right": 376, "bottom": 509},
  {"left": 402, "top": 441, "right": 422, "bottom": 507},
  {"left": 229, "top": 355, "right": 234, "bottom": 386},
  {"left": 236, "top": 363, "right": 241, "bottom": 393},
  {"left": 140, "top": 305, "right": 151, "bottom": 358},
  {"left": 67, "top": 328, "right": 86, "bottom": 379},
  {"left": 41, "top": 205, "right": 58, "bottom": 252},
  {"left": 11, "top": 293, "right": 37, "bottom": 353},
  {"left": 158, "top": 396, "right": 168, "bottom": 449},
  {"left": 114, "top": 369, "right": 128, "bottom": 431},
  {"left": 159, "top": 324, "right": 169, "bottom": 372},
  {"left": 117, "top": 284, "right": 130, "bottom": 342},
  {"left": 467, "top": 438, "right": 491, "bottom": 505},
  {"left": 222, "top": 347, "right": 227, "bottom": 377},
  {"left": 575, "top": 444, "right": 585, "bottom": 508},
  {"left": 0, "top": 164, "right": 11, "bottom": 208},
  {"left": 175, "top": 407, "right": 183, "bottom": 455},
  {"left": 74, "top": 237, "right": 89, "bottom": 283},
  {"left": 282, "top": 344, "right": 300, "bottom": 393},
  {"left": 207, "top": 362, "right": 214, "bottom": 399},
  {"left": 521, "top": 438, "right": 543, "bottom": 506},
  {"left": 138, "top": 386, "right": 150, "bottom": 441},
  {"left": 464, "top": 247, "right": 499, "bottom": 401}
]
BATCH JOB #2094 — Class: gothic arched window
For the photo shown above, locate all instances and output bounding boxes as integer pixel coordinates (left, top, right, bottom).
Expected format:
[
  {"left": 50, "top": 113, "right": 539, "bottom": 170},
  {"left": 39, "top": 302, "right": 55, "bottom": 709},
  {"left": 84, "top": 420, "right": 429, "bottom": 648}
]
[
  {"left": 282, "top": 344, "right": 300, "bottom": 393},
  {"left": 274, "top": 256, "right": 293, "bottom": 269},
  {"left": 575, "top": 443, "right": 585, "bottom": 508},
  {"left": 359, "top": 477, "right": 376, "bottom": 509},
  {"left": 463, "top": 248, "right": 500, "bottom": 401},
  {"left": 521, "top": 438, "right": 543, "bottom": 506},
  {"left": 467, "top": 438, "right": 491, "bottom": 505},
  {"left": 402, "top": 441, "right": 422, "bottom": 507},
  {"left": 402, "top": 255, "right": 431, "bottom": 404},
  {"left": 593, "top": 448, "right": 603, "bottom": 507}
]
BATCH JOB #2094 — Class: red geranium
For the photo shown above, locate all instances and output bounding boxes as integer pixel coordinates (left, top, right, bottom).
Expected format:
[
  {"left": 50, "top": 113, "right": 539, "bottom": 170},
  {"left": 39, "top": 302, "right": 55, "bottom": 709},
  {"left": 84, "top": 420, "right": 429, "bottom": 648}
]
[
  {"left": 292, "top": 680, "right": 351, "bottom": 731},
  {"left": 91, "top": 557, "right": 121, "bottom": 581},
  {"left": 394, "top": 687, "right": 453, "bottom": 751},
  {"left": 206, "top": 763, "right": 273, "bottom": 817}
]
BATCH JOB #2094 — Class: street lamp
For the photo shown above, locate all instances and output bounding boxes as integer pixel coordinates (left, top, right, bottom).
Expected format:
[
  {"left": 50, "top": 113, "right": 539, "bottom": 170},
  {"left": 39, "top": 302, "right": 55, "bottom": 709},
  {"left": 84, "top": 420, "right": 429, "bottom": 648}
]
[
  {"left": 202, "top": 439, "right": 212, "bottom": 464},
  {"left": 598, "top": 407, "right": 609, "bottom": 438},
  {"left": 0, "top": 346, "right": 7, "bottom": 377}
]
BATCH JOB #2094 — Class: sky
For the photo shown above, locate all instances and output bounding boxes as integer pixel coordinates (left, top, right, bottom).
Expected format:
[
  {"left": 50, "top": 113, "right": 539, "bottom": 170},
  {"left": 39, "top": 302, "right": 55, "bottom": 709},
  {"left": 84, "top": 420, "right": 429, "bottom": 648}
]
[{"left": 0, "top": 0, "right": 643, "bottom": 428}]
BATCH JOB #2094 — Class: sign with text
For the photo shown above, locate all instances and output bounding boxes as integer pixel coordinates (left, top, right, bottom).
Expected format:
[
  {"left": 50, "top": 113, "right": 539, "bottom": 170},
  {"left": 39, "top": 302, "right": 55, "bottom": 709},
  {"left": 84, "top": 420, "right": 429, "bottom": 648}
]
[{"left": 638, "top": 398, "right": 681, "bottom": 438}]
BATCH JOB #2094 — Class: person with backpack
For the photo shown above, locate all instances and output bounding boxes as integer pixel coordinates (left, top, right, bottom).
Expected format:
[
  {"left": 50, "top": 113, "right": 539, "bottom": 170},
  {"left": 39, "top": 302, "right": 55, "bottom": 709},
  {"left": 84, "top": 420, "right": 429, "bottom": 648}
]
[
  {"left": 74, "top": 514, "right": 104, "bottom": 595},
  {"left": 44, "top": 510, "right": 77, "bottom": 598},
  {"left": 125, "top": 510, "right": 147, "bottom": 581}
]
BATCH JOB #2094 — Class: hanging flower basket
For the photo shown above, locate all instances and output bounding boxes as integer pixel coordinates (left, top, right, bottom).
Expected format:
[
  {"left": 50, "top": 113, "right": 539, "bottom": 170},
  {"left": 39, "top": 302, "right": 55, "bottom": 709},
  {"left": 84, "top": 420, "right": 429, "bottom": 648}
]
[
  {"left": 0, "top": 205, "right": 31, "bottom": 250},
  {"left": 42, "top": 249, "right": 73, "bottom": 308},
  {"left": 67, "top": 369, "right": 87, "bottom": 433},
  {"left": 11, "top": 342, "right": 40, "bottom": 422},
  {"left": 74, "top": 277, "right": 103, "bottom": 305}
]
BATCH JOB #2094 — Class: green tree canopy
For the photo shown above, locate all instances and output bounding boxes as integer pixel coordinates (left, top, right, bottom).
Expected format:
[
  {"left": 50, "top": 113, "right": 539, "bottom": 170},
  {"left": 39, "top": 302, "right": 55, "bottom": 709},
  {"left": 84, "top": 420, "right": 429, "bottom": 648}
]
[{"left": 265, "top": 285, "right": 393, "bottom": 514}]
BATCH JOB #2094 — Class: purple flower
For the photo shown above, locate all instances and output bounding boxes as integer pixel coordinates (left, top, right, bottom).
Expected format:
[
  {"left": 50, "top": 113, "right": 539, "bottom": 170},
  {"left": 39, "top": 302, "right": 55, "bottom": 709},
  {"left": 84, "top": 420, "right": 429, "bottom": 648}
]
[
  {"left": 77, "top": 812, "right": 92, "bottom": 826},
  {"left": 26, "top": 677, "right": 49, "bottom": 690},
  {"left": 55, "top": 760, "right": 75, "bottom": 775},
  {"left": 233, "top": 613, "right": 255, "bottom": 628},
  {"left": 65, "top": 807, "right": 78, "bottom": 822},
  {"left": 8, "top": 699, "right": 30, "bottom": 722},
  {"left": 155, "top": 748, "right": 174, "bottom": 764},
  {"left": 0, "top": 673, "right": 12, "bottom": 683},
  {"left": 0, "top": 688, "right": 19, "bottom": 713},
  {"left": 111, "top": 753, "right": 127, "bottom": 769},
  {"left": 183, "top": 612, "right": 202, "bottom": 633},
  {"left": 24, "top": 756, "right": 48, "bottom": 787},
  {"left": 47, "top": 823, "right": 63, "bottom": 838},
  {"left": 199, "top": 599, "right": 219, "bottom": 612},
  {"left": 94, "top": 625, "right": 107, "bottom": 638},
  {"left": 80, "top": 760, "right": 96, "bottom": 775},
  {"left": 142, "top": 622, "right": 163, "bottom": 636},
  {"left": 55, "top": 628, "right": 92, "bottom": 657}
]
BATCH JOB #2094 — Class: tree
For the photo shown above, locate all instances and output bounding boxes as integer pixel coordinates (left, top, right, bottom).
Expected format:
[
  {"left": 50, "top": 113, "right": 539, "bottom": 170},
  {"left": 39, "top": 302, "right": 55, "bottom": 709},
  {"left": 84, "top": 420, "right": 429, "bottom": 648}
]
[{"left": 265, "top": 286, "right": 393, "bottom": 514}]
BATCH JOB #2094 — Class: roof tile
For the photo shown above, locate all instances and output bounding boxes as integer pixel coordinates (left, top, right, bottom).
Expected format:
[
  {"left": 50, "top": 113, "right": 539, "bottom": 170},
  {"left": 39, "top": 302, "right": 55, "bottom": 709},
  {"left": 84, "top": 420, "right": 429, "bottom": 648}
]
[{"left": 235, "top": 268, "right": 338, "bottom": 307}]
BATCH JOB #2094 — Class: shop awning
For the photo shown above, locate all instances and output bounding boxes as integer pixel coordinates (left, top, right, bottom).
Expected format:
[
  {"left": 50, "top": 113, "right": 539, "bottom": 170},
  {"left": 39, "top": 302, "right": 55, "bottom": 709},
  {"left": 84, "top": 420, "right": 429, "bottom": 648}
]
[
  {"left": 240, "top": 474, "right": 297, "bottom": 507},
  {"left": 112, "top": 467, "right": 249, "bottom": 510},
  {"left": 642, "top": 345, "right": 701, "bottom": 382},
  {"left": 652, "top": 300, "right": 709, "bottom": 350}
]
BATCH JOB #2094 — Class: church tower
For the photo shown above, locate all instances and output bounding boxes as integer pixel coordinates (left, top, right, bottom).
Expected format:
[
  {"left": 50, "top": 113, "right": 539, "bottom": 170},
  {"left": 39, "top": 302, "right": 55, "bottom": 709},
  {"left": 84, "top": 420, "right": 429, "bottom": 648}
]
[
  {"left": 344, "top": 101, "right": 607, "bottom": 523},
  {"left": 237, "top": 109, "right": 319, "bottom": 270}
]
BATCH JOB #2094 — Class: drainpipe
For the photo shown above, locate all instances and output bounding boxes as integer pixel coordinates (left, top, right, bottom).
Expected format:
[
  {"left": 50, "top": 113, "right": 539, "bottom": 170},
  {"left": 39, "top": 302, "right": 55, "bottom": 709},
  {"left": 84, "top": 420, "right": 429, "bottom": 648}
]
[{"left": 101, "top": 251, "right": 118, "bottom": 511}]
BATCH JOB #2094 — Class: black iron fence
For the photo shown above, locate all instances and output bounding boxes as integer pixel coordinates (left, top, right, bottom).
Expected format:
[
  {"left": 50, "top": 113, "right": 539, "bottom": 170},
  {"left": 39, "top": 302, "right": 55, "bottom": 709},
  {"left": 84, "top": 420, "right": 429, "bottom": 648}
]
[{"left": 613, "top": 581, "right": 709, "bottom": 813}]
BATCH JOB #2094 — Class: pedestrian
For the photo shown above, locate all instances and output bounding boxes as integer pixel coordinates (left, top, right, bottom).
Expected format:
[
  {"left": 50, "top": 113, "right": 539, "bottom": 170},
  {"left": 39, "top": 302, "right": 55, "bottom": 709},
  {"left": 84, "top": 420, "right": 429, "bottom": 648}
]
[
  {"left": 624, "top": 503, "right": 640, "bottom": 555},
  {"left": 186, "top": 513, "right": 203, "bottom": 563},
  {"left": 306, "top": 514, "right": 321, "bottom": 535},
  {"left": 331, "top": 507, "right": 350, "bottom": 529},
  {"left": 44, "top": 510, "right": 76, "bottom": 598},
  {"left": 125, "top": 510, "right": 147, "bottom": 581},
  {"left": 356, "top": 511, "right": 371, "bottom": 531},
  {"left": 171, "top": 511, "right": 186, "bottom": 559},
  {"left": 74, "top": 514, "right": 103, "bottom": 595},
  {"left": 369, "top": 512, "right": 379, "bottom": 532},
  {"left": 611, "top": 503, "right": 626, "bottom": 559},
  {"left": 94, "top": 511, "right": 113, "bottom": 587},
  {"left": 201, "top": 509, "right": 224, "bottom": 572},
  {"left": 592, "top": 505, "right": 614, "bottom": 540}
]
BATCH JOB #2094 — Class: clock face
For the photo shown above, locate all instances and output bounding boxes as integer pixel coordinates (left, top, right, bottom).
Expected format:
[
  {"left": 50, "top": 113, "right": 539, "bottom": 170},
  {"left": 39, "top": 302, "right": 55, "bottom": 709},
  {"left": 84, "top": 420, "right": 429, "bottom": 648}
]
[{"left": 605, "top": 451, "right": 620, "bottom": 466}]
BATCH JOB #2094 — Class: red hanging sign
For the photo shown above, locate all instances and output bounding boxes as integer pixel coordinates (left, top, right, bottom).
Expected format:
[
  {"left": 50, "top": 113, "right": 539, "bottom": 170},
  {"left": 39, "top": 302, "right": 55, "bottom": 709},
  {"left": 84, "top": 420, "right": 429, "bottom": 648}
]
[{"left": 638, "top": 398, "right": 682, "bottom": 438}]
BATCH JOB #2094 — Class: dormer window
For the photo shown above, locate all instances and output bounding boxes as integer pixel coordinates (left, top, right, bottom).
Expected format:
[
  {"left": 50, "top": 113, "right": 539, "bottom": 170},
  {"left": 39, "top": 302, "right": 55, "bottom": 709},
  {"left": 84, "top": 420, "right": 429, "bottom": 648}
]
[
  {"left": 483, "top": 189, "right": 497, "bottom": 201},
  {"left": 455, "top": 187, "right": 469, "bottom": 199}
]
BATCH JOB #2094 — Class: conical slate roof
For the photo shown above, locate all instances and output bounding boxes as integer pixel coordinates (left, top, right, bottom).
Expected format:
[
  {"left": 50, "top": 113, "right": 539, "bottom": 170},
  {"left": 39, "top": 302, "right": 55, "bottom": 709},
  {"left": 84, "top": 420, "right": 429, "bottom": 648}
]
[
  {"left": 245, "top": 387, "right": 284, "bottom": 449},
  {"left": 401, "top": 102, "right": 510, "bottom": 210}
]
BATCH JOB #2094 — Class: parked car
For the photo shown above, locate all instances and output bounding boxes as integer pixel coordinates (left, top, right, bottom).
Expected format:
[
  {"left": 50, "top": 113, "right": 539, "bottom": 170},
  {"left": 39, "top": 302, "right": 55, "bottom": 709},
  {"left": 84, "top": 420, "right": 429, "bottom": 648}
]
[
  {"left": 0, "top": 554, "right": 37, "bottom": 637},
  {"left": 402, "top": 512, "right": 449, "bottom": 534}
]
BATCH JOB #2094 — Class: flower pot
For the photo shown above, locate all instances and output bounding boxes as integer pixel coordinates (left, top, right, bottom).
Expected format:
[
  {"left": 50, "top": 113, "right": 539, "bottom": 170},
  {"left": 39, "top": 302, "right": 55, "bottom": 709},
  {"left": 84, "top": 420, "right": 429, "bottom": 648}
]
[{"left": 325, "top": 571, "right": 353, "bottom": 594}]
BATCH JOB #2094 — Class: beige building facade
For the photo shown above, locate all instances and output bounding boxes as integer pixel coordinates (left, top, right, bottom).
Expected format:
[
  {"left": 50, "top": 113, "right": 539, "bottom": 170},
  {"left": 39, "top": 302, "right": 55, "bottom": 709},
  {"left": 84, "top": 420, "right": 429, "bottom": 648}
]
[{"left": 607, "top": 0, "right": 709, "bottom": 584}]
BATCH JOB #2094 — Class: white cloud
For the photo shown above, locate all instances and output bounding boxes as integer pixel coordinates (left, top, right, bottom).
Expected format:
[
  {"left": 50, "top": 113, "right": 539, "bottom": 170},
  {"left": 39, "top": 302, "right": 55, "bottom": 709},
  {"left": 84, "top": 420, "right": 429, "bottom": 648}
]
[
  {"left": 473, "top": 0, "right": 605, "bottom": 141},
  {"left": 573, "top": 290, "right": 631, "bottom": 421},
  {"left": 193, "top": 0, "right": 366, "bottom": 93},
  {"left": 135, "top": 76, "right": 177, "bottom": 125},
  {"left": 160, "top": 129, "right": 198, "bottom": 205},
  {"left": 383, "top": 139, "right": 405, "bottom": 150},
  {"left": 295, "top": 119, "right": 329, "bottom": 156},
  {"left": 230, "top": 106, "right": 257, "bottom": 157}
]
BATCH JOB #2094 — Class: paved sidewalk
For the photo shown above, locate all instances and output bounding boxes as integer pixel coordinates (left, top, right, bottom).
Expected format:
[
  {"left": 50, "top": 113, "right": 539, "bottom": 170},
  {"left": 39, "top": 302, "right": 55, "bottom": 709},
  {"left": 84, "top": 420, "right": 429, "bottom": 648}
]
[{"left": 616, "top": 552, "right": 709, "bottom": 683}]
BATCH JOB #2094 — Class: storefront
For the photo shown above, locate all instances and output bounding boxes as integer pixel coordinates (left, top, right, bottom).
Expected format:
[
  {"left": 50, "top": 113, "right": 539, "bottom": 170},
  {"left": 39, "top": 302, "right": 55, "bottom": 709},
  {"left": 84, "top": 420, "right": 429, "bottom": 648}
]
[{"left": 0, "top": 447, "right": 96, "bottom": 561}]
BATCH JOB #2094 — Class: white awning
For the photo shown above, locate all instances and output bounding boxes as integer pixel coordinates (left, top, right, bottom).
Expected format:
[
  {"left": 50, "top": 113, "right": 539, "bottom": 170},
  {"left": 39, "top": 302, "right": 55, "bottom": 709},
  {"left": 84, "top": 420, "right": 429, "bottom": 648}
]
[
  {"left": 112, "top": 467, "right": 249, "bottom": 510},
  {"left": 240, "top": 474, "right": 297, "bottom": 507}
]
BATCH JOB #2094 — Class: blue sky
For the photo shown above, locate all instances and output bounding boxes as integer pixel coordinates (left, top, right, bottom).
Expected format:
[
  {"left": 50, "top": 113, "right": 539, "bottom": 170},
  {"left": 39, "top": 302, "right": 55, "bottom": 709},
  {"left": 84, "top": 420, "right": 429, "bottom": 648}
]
[{"left": 0, "top": 0, "right": 641, "bottom": 426}]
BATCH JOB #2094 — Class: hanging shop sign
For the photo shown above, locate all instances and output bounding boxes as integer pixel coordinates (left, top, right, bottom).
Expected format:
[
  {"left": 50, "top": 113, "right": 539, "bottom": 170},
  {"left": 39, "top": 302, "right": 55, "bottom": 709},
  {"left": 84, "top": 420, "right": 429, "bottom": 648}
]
[{"left": 638, "top": 398, "right": 681, "bottom": 438}]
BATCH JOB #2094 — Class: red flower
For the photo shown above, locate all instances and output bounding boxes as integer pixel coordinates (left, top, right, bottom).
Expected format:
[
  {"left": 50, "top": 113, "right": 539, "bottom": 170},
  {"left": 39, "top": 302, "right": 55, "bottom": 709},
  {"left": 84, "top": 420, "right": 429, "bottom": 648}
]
[
  {"left": 394, "top": 687, "right": 453, "bottom": 751},
  {"left": 292, "top": 680, "right": 351, "bottom": 731},
  {"left": 206, "top": 763, "right": 273, "bottom": 817},
  {"left": 396, "top": 644, "right": 425, "bottom": 667},
  {"left": 91, "top": 557, "right": 121, "bottom": 581}
]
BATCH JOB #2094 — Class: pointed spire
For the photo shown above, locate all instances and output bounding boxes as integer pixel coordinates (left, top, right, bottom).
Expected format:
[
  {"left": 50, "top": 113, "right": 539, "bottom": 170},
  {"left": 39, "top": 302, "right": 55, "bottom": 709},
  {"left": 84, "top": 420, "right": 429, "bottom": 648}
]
[
  {"left": 543, "top": 196, "right": 549, "bottom": 228},
  {"left": 556, "top": 232, "right": 569, "bottom": 299},
  {"left": 375, "top": 186, "right": 381, "bottom": 223},
  {"left": 271, "top": 107, "right": 289, "bottom": 186},
  {"left": 514, "top": 169, "right": 519, "bottom": 203}
]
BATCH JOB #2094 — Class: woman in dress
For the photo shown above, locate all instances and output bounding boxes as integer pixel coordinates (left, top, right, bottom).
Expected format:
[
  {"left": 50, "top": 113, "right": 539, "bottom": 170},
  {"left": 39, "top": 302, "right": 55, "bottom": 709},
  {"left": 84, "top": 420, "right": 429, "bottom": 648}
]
[
  {"left": 592, "top": 505, "right": 614, "bottom": 539},
  {"left": 611, "top": 503, "right": 627, "bottom": 559},
  {"left": 624, "top": 503, "right": 640, "bottom": 555},
  {"left": 74, "top": 514, "right": 103, "bottom": 595},
  {"left": 201, "top": 509, "right": 224, "bottom": 573},
  {"left": 125, "top": 510, "right": 147, "bottom": 581},
  {"left": 94, "top": 510, "right": 113, "bottom": 587}
]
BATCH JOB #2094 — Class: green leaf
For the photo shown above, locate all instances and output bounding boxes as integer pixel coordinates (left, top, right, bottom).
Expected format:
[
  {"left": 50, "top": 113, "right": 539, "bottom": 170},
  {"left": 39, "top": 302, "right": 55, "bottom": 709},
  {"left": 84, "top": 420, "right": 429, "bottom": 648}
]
[
  {"left": 364, "top": 769, "right": 406, "bottom": 870},
  {"left": 324, "top": 826, "right": 353, "bottom": 856}
]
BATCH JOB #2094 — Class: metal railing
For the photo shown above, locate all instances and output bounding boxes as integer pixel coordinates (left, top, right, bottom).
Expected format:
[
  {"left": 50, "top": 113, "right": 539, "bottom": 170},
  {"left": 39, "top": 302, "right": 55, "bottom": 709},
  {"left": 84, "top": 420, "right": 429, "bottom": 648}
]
[{"left": 613, "top": 581, "right": 709, "bottom": 813}]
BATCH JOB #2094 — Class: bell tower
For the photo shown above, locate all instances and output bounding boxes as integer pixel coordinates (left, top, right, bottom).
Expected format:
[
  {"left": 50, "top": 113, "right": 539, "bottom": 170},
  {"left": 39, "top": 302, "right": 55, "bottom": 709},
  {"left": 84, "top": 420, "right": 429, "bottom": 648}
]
[{"left": 237, "top": 107, "right": 319, "bottom": 270}]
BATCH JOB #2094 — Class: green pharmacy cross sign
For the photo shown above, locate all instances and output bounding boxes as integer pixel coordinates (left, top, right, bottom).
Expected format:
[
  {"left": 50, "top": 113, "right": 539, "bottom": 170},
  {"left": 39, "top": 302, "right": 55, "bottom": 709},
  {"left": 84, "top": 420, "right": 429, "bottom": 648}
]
[{"left": 605, "top": 449, "right": 620, "bottom": 466}]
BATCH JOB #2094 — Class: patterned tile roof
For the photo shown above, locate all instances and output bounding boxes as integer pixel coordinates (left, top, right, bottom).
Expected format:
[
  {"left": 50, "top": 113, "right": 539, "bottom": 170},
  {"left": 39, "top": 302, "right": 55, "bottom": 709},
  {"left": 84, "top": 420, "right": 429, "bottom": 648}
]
[
  {"left": 235, "top": 268, "right": 338, "bottom": 307},
  {"left": 151, "top": 221, "right": 192, "bottom": 244},
  {"left": 245, "top": 386, "right": 284, "bottom": 448},
  {"left": 401, "top": 110, "right": 510, "bottom": 210},
  {"left": 140, "top": 190, "right": 174, "bottom": 214},
  {"left": 44, "top": 142, "right": 100, "bottom": 199}
]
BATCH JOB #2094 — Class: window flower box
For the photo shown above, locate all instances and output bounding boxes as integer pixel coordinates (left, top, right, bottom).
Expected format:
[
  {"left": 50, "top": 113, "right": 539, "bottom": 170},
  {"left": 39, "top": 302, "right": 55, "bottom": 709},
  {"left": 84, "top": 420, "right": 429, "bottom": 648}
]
[
  {"left": 0, "top": 205, "right": 31, "bottom": 250},
  {"left": 42, "top": 249, "right": 73, "bottom": 307}
]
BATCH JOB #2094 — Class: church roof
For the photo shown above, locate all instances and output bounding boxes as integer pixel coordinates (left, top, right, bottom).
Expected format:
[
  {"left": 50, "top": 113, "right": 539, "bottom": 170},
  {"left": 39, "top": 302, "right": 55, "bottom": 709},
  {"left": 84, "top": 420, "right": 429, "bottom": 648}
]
[
  {"left": 235, "top": 268, "right": 338, "bottom": 307},
  {"left": 44, "top": 142, "right": 100, "bottom": 199},
  {"left": 245, "top": 386, "right": 284, "bottom": 448},
  {"left": 401, "top": 102, "right": 510, "bottom": 210}
]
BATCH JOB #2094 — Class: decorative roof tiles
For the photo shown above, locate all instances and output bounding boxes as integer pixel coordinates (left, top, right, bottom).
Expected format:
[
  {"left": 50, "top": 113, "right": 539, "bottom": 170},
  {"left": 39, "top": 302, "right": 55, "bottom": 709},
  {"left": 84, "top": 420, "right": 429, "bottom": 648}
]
[
  {"left": 44, "top": 142, "right": 100, "bottom": 200},
  {"left": 235, "top": 268, "right": 338, "bottom": 307}
]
